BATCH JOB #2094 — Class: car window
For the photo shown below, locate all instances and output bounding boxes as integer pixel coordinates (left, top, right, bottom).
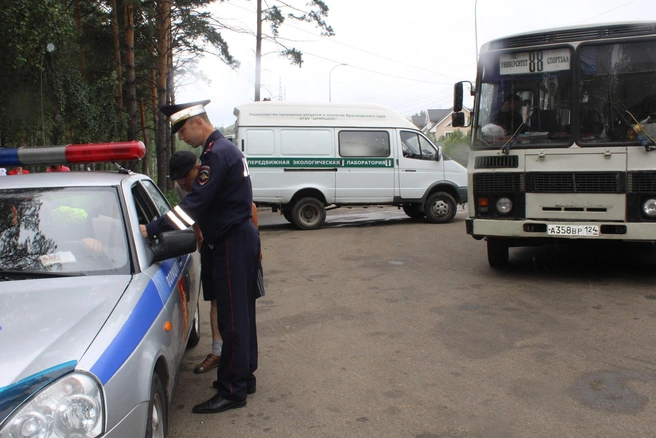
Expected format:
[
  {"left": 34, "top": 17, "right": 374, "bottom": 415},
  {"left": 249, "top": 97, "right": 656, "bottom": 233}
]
[
  {"left": 400, "top": 131, "right": 437, "bottom": 160},
  {"left": 141, "top": 180, "right": 171, "bottom": 217},
  {"left": 0, "top": 187, "right": 130, "bottom": 276},
  {"left": 132, "top": 182, "right": 163, "bottom": 225},
  {"left": 338, "top": 131, "right": 390, "bottom": 157}
]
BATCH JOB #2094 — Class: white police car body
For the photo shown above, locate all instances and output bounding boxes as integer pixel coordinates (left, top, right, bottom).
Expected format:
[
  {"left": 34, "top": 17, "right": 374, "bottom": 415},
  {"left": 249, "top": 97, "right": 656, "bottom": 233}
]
[{"left": 0, "top": 142, "right": 201, "bottom": 437}]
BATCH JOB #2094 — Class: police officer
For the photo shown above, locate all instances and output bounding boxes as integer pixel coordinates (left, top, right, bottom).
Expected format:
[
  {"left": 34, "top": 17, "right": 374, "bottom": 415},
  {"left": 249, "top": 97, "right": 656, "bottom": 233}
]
[{"left": 140, "top": 100, "right": 259, "bottom": 414}]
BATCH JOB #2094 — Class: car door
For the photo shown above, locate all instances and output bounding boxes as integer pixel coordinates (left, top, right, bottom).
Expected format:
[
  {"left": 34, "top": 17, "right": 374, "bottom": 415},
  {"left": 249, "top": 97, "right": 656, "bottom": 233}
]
[
  {"left": 398, "top": 130, "right": 444, "bottom": 199},
  {"left": 130, "top": 180, "right": 198, "bottom": 367},
  {"left": 335, "top": 130, "right": 395, "bottom": 202}
]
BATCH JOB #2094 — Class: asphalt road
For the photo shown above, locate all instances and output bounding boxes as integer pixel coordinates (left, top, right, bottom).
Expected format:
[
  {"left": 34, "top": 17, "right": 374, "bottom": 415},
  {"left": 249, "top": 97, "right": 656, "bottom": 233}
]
[{"left": 169, "top": 207, "right": 656, "bottom": 438}]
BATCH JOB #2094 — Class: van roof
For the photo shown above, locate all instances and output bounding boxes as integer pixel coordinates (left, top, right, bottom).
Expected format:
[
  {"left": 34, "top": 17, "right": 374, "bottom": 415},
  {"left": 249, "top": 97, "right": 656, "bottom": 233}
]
[{"left": 233, "top": 102, "right": 417, "bottom": 129}]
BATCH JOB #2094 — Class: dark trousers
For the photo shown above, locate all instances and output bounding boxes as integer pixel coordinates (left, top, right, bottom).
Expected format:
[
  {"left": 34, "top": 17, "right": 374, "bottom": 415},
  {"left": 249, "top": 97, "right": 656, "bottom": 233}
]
[{"left": 211, "top": 221, "right": 259, "bottom": 401}]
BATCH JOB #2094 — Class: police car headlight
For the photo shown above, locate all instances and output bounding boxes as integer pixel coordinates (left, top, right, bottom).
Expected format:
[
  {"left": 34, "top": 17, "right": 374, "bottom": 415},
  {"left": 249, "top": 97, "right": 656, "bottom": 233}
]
[
  {"left": 642, "top": 198, "right": 656, "bottom": 218},
  {"left": 496, "top": 197, "right": 513, "bottom": 215},
  {"left": 0, "top": 373, "right": 104, "bottom": 438}
]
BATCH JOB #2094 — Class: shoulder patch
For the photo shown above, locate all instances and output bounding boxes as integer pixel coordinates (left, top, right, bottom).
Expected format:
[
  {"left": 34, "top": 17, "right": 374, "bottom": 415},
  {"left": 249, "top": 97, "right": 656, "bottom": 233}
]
[{"left": 198, "top": 165, "right": 211, "bottom": 186}]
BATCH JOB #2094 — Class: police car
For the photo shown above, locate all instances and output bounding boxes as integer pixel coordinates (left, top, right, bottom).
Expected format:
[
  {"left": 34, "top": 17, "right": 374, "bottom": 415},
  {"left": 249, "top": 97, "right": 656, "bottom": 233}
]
[{"left": 0, "top": 142, "right": 201, "bottom": 437}]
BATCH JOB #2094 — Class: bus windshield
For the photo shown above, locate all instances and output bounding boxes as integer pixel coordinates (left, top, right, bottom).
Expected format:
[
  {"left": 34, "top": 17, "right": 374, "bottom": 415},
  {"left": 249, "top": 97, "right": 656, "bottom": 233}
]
[
  {"left": 475, "top": 47, "right": 573, "bottom": 149},
  {"left": 474, "top": 40, "right": 656, "bottom": 150},
  {"left": 577, "top": 40, "right": 656, "bottom": 146}
]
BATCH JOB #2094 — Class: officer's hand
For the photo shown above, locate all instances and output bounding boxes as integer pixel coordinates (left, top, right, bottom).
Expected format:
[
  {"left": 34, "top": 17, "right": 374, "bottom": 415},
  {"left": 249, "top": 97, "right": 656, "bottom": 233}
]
[{"left": 140, "top": 224, "right": 148, "bottom": 238}]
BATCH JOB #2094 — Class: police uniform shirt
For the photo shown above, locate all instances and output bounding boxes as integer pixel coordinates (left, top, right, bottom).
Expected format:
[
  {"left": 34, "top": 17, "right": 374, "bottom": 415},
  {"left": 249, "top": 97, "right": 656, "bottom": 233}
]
[{"left": 145, "top": 130, "right": 253, "bottom": 242}]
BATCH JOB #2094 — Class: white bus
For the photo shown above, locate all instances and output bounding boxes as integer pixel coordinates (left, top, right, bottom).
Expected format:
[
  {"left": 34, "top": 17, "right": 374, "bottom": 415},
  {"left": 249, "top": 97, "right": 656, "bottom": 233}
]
[{"left": 452, "top": 22, "right": 656, "bottom": 267}]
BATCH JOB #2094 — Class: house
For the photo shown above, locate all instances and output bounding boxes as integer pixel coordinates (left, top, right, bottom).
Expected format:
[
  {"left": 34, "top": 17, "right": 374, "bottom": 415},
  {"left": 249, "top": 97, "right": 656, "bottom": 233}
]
[{"left": 411, "top": 107, "right": 471, "bottom": 141}]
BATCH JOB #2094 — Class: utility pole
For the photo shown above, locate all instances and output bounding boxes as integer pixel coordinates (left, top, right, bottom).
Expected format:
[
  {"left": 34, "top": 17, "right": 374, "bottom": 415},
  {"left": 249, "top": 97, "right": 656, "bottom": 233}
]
[{"left": 254, "top": 0, "right": 263, "bottom": 101}]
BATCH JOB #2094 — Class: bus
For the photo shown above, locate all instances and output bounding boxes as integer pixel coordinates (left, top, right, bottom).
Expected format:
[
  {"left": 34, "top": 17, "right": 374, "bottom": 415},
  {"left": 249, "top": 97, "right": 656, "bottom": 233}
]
[{"left": 452, "top": 22, "right": 656, "bottom": 267}]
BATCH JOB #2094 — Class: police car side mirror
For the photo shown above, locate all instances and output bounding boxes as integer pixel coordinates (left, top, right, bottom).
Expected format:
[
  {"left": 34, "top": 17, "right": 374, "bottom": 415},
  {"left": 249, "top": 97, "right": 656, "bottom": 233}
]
[{"left": 149, "top": 230, "right": 197, "bottom": 263}]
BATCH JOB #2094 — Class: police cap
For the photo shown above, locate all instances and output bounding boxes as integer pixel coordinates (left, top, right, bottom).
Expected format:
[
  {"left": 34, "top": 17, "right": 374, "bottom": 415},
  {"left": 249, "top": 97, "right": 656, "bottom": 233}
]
[
  {"left": 160, "top": 100, "right": 211, "bottom": 134},
  {"left": 169, "top": 150, "right": 198, "bottom": 180}
]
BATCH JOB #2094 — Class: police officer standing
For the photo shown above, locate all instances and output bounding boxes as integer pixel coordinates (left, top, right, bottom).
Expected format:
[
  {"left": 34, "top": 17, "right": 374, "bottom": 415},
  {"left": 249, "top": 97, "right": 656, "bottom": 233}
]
[{"left": 140, "top": 100, "right": 259, "bottom": 413}]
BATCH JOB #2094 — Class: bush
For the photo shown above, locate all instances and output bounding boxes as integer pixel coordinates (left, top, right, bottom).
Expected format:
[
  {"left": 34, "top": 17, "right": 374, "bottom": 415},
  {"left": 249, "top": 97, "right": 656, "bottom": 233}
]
[{"left": 443, "top": 130, "right": 471, "bottom": 167}]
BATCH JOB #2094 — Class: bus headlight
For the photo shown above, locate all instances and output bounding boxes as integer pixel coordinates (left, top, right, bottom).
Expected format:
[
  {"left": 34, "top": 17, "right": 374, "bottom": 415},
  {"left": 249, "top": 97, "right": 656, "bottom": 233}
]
[
  {"left": 0, "top": 373, "right": 104, "bottom": 438},
  {"left": 496, "top": 197, "right": 513, "bottom": 215},
  {"left": 643, "top": 198, "right": 656, "bottom": 218}
]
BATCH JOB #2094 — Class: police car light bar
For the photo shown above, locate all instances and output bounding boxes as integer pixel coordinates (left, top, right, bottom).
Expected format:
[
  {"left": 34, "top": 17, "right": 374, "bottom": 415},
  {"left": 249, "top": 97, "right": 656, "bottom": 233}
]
[{"left": 0, "top": 141, "right": 146, "bottom": 167}]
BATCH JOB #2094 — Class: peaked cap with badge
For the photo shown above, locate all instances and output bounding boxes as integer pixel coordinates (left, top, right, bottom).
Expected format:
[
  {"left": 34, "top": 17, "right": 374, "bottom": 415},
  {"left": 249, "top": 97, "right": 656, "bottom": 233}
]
[{"left": 160, "top": 99, "right": 211, "bottom": 134}]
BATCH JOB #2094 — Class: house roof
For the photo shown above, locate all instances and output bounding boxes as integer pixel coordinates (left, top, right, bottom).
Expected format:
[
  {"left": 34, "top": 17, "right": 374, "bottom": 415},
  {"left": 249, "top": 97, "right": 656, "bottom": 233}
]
[
  {"left": 411, "top": 107, "right": 471, "bottom": 132},
  {"left": 411, "top": 115, "right": 427, "bottom": 129},
  {"left": 427, "top": 109, "right": 453, "bottom": 125}
]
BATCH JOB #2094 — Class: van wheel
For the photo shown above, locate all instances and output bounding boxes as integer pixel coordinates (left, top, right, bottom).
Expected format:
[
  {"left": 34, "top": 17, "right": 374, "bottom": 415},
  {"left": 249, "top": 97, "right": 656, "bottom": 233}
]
[
  {"left": 402, "top": 203, "right": 425, "bottom": 219},
  {"left": 487, "top": 238, "right": 509, "bottom": 268},
  {"left": 291, "top": 197, "right": 326, "bottom": 230},
  {"left": 424, "top": 192, "right": 456, "bottom": 223},
  {"left": 145, "top": 373, "right": 167, "bottom": 438},
  {"left": 282, "top": 209, "right": 293, "bottom": 223}
]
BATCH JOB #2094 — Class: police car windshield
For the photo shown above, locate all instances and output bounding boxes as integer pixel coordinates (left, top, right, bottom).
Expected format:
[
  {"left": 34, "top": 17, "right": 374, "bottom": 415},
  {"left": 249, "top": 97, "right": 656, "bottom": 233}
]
[{"left": 0, "top": 187, "right": 130, "bottom": 277}]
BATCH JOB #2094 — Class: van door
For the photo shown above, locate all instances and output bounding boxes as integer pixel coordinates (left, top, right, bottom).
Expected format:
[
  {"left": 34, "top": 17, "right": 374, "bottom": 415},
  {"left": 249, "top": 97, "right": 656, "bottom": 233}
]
[
  {"left": 335, "top": 130, "right": 394, "bottom": 203},
  {"left": 397, "top": 130, "right": 444, "bottom": 199}
]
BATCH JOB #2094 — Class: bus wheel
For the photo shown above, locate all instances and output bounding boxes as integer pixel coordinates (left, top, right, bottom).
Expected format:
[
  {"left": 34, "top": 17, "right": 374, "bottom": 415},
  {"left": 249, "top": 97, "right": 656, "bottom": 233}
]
[
  {"left": 487, "top": 238, "right": 509, "bottom": 268},
  {"left": 402, "top": 203, "right": 425, "bottom": 219},
  {"left": 291, "top": 197, "right": 326, "bottom": 230},
  {"left": 425, "top": 192, "right": 456, "bottom": 223}
]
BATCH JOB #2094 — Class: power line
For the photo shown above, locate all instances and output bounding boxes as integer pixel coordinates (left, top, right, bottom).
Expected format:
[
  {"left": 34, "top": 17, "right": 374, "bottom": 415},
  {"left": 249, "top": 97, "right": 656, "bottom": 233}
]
[{"left": 579, "top": 0, "right": 640, "bottom": 23}]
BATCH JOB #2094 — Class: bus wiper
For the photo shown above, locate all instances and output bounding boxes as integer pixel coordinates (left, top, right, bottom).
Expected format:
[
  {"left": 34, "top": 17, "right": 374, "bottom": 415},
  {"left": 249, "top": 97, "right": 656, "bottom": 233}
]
[
  {"left": 612, "top": 101, "right": 656, "bottom": 151},
  {"left": 499, "top": 108, "right": 535, "bottom": 155}
]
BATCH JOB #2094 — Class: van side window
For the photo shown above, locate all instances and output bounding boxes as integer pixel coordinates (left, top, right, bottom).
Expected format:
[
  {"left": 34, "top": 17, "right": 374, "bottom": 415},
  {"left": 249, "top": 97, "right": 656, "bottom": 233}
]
[
  {"left": 400, "top": 131, "right": 437, "bottom": 160},
  {"left": 338, "top": 131, "right": 390, "bottom": 157}
]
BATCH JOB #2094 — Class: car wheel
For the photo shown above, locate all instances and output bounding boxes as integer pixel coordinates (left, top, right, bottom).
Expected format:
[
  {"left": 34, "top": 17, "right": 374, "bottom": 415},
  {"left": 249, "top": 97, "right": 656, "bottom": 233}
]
[
  {"left": 402, "top": 203, "right": 425, "bottom": 219},
  {"left": 424, "top": 192, "right": 457, "bottom": 223},
  {"left": 487, "top": 238, "right": 509, "bottom": 268},
  {"left": 145, "top": 373, "right": 167, "bottom": 438},
  {"left": 291, "top": 197, "right": 326, "bottom": 230},
  {"left": 187, "top": 299, "right": 201, "bottom": 348}
]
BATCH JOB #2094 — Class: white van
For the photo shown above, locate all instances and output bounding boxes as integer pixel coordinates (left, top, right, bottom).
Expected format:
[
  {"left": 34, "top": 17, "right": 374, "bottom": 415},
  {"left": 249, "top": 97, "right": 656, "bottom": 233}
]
[{"left": 233, "top": 102, "right": 468, "bottom": 229}]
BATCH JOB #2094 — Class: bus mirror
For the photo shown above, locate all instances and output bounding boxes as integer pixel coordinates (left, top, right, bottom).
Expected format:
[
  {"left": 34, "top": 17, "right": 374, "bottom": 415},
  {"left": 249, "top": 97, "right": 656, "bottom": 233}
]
[
  {"left": 452, "top": 112, "right": 466, "bottom": 127},
  {"left": 454, "top": 82, "right": 464, "bottom": 112}
]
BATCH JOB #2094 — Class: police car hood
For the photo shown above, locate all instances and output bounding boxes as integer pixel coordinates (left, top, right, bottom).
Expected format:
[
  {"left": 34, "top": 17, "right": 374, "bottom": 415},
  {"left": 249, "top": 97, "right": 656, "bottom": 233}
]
[{"left": 0, "top": 275, "right": 131, "bottom": 386}]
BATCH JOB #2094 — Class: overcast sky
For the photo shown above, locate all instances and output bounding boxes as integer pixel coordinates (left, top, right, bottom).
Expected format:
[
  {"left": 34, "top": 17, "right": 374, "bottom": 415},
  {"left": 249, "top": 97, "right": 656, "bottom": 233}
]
[{"left": 176, "top": 0, "right": 656, "bottom": 128}]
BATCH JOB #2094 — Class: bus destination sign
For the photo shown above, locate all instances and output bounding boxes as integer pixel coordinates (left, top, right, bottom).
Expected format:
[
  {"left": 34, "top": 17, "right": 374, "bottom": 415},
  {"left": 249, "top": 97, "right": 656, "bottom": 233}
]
[{"left": 499, "top": 48, "right": 571, "bottom": 75}]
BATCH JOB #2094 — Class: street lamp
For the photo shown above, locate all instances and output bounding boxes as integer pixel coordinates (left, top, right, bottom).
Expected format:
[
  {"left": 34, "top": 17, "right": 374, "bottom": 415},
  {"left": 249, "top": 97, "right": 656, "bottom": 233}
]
[
  {"left": 474, "top": 0, "right": 479, "bottom": 63},
  {"left": 41, "top": 43, "right": 55, "bottom": 146},
  {"left": 329, "top": 63, "right": 347, "bottom": 102}
]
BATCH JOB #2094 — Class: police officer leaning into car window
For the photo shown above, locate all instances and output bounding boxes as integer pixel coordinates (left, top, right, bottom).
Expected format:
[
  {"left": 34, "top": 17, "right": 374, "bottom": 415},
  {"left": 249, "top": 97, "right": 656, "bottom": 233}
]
[{"left": 140, "top": 100, "right": 260, "bottom": 414}]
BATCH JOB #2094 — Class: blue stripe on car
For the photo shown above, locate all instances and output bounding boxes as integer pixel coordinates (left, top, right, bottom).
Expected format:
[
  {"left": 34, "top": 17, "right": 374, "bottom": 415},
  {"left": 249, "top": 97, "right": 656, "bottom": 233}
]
[{"left": 91, "top": 257, "right": 184, "bottom": 385}]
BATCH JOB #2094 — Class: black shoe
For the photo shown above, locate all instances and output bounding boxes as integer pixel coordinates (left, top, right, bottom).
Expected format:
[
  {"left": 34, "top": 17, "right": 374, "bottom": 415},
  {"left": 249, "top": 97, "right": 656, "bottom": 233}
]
[
  {"left": 192, "top": 394, "right": 246, "bottom": 414},
  {"left": 212, "top": 380, "right": 256, "bottom": 394}
]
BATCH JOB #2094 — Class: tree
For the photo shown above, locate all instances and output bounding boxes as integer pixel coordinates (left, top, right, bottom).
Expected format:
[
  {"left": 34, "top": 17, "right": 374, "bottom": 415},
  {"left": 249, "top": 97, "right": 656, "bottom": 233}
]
[
  {"left": 0, "top": 0, "right": 123, "bottom": 148},
  {"left": 0, "top": 0, "right": 333, "bottom": 188},
  {"left": 254, "top": 0, "right": 334, "bottom": 101},
  {"left": 443, "top": 129, "right": 471, "bottom": 167}
]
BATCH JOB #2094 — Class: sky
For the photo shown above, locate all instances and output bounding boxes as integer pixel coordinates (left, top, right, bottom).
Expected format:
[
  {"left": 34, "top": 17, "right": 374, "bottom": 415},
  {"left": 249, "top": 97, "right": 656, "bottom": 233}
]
[{"left": 176, "top": 0, "right": 656, "bottom": 128}]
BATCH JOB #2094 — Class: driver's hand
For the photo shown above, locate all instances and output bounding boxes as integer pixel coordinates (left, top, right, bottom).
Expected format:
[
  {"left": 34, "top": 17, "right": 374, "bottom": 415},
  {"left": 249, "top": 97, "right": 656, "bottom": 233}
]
[{"left": 81, "top": 237, "right": 105, "bottom": 253}]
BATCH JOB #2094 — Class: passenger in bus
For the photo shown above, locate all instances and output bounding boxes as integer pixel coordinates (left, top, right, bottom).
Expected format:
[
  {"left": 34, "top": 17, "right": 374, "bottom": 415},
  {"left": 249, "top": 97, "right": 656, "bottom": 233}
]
[{"left": 495, "top": 94, "right": 526, "bottom": 136}]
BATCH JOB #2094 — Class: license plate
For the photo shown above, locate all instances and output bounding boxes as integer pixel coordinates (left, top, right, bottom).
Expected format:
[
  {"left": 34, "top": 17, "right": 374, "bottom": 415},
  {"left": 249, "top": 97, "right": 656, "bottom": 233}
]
[{"left": 547, "top": 224, "right": 599, "bottom": 237}]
